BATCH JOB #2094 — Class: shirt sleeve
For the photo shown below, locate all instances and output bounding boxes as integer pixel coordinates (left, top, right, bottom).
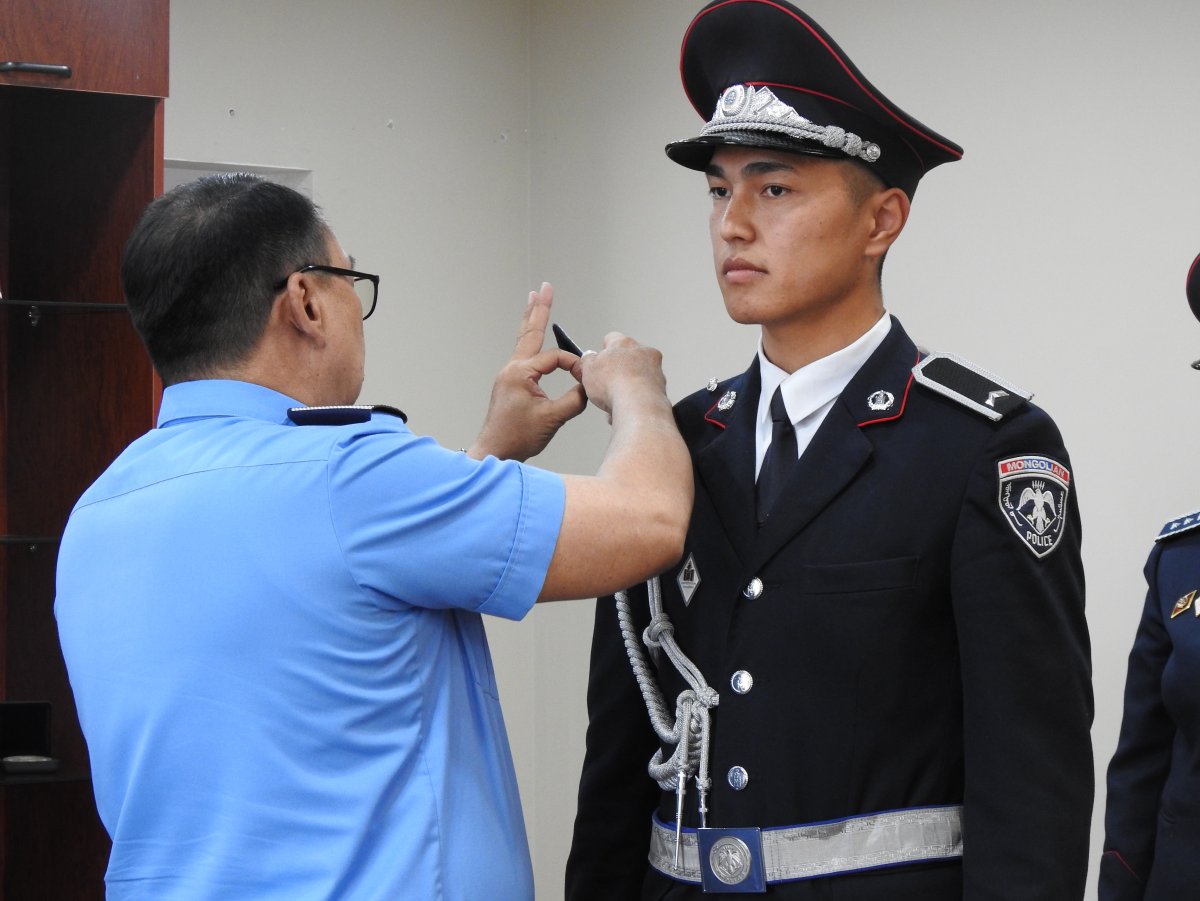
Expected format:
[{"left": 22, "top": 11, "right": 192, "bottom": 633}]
[{"left": 325, "top": 426, "right": 565, "bottom": 620}]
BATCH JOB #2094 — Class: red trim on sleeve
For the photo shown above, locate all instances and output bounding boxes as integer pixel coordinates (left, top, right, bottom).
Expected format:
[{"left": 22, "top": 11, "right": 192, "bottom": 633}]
[{"left": 1101, "top": 850, "right": 1143, "bottom": 881}]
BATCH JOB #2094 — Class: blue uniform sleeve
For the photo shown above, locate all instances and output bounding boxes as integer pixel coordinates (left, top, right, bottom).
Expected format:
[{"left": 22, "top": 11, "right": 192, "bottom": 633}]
[
  {"left": 325, "top": 426, "right": 565, "bottom": 620},
  {"left": 1100, "top": 544, "right": 1175, "bottom": 901}
]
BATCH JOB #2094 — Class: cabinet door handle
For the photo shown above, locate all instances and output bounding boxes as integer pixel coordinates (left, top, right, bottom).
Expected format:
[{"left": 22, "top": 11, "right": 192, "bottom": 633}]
[{"left": 0, "top": 62, "right": 73, "bottom": 77}]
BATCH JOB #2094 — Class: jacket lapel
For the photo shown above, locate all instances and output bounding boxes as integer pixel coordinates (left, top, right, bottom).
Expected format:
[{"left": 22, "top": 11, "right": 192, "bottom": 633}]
[
  {"left": 693, "top": 364, "right": 761, "bottom": 561},
  {"left": 750, "top": 318, "right": 921, "bottom": 571}
]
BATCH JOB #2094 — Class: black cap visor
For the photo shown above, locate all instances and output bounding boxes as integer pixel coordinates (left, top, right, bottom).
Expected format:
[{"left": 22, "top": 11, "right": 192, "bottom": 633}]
[{"left": 665, "top": 131, "right": 846, "bottom": 171}]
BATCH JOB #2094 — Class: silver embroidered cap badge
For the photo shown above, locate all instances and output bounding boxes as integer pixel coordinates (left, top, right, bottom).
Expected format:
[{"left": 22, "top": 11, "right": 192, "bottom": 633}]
[{"left": 705, "top": 85, "right": 882, "bottom": 165}]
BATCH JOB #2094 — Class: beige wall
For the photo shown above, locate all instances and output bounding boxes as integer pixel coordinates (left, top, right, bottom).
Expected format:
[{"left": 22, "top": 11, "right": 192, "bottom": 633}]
[{"left": 169, "top": 2, "right": 1200, "bottom": 898}]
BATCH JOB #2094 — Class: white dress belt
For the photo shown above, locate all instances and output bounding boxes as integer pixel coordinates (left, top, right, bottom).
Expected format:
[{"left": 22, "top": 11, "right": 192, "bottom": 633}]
[{"left": 649, "top": 804, "right": 964, "bottom": 886}]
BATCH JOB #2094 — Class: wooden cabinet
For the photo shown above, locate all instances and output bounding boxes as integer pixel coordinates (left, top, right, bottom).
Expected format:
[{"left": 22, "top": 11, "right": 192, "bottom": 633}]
[
  {"left": 0, "top": 2, "right": 167, "bottom": 896},
  {"left": 0, "top": 0, "right": 168, "bottom": 97}
]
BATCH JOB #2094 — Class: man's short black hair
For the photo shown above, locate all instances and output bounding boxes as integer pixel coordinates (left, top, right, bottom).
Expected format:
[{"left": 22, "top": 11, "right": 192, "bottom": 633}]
[{"left": 121, "top": 173, "right": 330, "bottom": 385}]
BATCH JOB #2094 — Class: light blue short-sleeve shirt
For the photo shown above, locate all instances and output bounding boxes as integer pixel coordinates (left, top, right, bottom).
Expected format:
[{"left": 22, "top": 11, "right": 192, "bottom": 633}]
[{"left": 55, "top": 380, "right": 566, "bottom": 901}]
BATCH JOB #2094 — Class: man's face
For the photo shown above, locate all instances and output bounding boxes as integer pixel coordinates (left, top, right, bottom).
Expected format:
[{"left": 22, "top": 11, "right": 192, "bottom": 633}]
[{"left": 705, "top": 146, "right": 879, "bottom": 334}]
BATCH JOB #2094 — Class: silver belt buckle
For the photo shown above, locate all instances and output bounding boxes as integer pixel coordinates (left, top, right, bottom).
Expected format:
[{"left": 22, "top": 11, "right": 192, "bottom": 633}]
[{"left": 697, "top": 827, "right": 765, "bottom": 893}]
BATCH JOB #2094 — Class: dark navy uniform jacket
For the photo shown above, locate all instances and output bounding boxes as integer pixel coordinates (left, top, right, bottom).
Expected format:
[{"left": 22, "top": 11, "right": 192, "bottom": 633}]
[
  {"left": 566, "top": 318, "right": 1093, "bottom": 900},
  {"left": 1101, "top": 520, "right": 1200, "bottom": 900}
]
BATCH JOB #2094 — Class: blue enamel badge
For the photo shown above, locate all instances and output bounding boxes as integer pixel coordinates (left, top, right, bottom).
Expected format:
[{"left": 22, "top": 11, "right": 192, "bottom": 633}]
[{"left": 997, "top": 455, "right": 1071, "bottom": 558}]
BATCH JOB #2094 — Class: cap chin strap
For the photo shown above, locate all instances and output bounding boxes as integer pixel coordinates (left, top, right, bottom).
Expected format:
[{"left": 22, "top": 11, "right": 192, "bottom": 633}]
[{"left": 615, "top": 578, "right": 719, "bottom": 865}]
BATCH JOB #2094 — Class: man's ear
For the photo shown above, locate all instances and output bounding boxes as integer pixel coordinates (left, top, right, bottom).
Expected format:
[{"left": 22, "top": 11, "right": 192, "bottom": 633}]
[
  {"left": 865, "top": 187, "right": 911, "bottom": 260},
  {"left": 278, "top": 271, "right": 327, "bottom": 343}
]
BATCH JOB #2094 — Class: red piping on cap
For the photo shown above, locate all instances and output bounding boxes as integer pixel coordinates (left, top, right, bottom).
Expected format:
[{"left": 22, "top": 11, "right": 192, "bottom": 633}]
[
  {"left": 752, "top": 80, "right": 861, "bottom": 111},
  {"left": 747, "top": 80, "right": 928, "bottom": 168}
]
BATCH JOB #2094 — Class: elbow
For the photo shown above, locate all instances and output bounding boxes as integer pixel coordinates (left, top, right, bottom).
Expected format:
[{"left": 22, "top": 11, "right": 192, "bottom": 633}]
[
  {"left": 639, "top": 491, "right": 693, "bottom": 577},
  {"left": 661, "top": 507, "right": 691, "bottom": 566}
]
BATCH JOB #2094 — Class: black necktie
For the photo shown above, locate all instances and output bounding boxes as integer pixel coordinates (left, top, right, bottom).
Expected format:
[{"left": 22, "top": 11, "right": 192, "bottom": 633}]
[{"left": 756, "top": 386, "right": 797, "bottom": 525}]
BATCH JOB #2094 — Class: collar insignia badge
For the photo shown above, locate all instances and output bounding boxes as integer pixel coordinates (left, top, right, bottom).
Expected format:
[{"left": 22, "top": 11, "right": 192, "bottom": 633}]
[
  {"left": 717, "top": 390, "right": 737, "bottom": 412},
  {"left": 677, "top": 553, "right": 701, "bottom": 606},
  {"left": 867, "top": 389, "right": 895, "bottom": 411},
  {"left": 1171, "top": 590, "right": 1197, "bottom": 619}
]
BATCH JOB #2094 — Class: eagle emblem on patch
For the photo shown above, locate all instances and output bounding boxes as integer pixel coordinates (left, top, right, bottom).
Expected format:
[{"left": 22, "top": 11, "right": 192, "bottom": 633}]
[{"left": 997, "top": 455, "right": 1071, "bottom": 558}]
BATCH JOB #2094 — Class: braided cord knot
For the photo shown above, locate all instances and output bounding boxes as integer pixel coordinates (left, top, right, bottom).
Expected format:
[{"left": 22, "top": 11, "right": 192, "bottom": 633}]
[{"left": 615, "top": 579, "right": 718, "bottom": 822}]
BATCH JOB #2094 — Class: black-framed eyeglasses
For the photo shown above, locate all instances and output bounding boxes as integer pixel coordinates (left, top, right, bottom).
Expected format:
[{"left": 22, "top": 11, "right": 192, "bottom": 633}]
[{"left": 274, "top": 265, "right": 379, "bottom": 320}]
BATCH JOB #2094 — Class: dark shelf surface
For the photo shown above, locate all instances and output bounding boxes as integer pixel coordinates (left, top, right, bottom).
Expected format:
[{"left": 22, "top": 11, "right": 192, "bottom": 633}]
[
  {"left": 0, "top": 299, "right": 128, "bottom": 311},
  {"left": 0, "top": 768, "right": 90, "bottom": 787}
]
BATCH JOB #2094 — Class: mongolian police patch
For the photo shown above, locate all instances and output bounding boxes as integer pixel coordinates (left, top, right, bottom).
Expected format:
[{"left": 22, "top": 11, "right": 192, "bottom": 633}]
[{"left": 997, "top": 455, "right": 1071, "bottom": 558}]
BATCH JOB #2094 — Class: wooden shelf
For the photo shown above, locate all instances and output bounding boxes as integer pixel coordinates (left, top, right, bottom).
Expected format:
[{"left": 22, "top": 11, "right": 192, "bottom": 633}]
[{"left": 0, "top": 3, "right": 167, "bottom": 896}]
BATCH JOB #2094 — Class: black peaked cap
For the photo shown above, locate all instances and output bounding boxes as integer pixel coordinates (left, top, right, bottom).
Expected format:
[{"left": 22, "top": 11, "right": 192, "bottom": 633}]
[
  {"left": 1188, "top": 252, "right": 1200, "bottom": 323},
  {"left": 666, "top": 0, "right": 963, "bottom": 198}
]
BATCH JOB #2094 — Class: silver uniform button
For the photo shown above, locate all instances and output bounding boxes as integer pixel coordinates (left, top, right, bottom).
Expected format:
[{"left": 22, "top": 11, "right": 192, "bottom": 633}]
[
  {"left": 727, "top": 766, "right": 749, "bottom": 791},
  {"left": 742, "top": 578, "right": 763, "bottom": 599},
  {"left": 730, "top": 670, "right": 754, "bottom": 694}
]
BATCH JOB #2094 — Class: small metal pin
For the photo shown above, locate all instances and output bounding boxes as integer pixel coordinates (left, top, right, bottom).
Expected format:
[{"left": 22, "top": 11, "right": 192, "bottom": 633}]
[
  {"left": 677, "top": 553, "right": 701, "bottom": 606},
  {"left": 1172, "top": 590, "right": 1196, "bottom": 619}
]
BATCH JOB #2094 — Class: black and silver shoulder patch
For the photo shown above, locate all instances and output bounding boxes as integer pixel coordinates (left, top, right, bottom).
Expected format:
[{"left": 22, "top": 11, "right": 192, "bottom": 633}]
[
  {"left": 912, "top": 353, "right": 1031, "bottom": 422},
  {"left": 1157, "top": 510, "right": 1200, "bottom": 542},
  {"left": 287, "top": 404, "right": 407, "bottom": 426}
]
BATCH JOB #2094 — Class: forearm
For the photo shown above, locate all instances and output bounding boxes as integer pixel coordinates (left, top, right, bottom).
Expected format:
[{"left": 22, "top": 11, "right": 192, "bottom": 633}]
[
  {"left": 539, "top": 389, "right": 692, "bottom": 602},
  {"left": 598, "top": 386, "right": 693, "bottom": 540}
]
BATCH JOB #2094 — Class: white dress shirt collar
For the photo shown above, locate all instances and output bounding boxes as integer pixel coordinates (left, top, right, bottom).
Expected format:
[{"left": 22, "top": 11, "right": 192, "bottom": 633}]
[{"left": 754, "top": 313, "right": 892, "bottom": 472}]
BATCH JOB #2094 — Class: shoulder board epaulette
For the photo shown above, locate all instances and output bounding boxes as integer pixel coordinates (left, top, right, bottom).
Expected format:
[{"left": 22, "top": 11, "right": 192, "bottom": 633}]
[
  {"left": 911, "top": 352, "right": 1032, "bottom": 422},
  {"left": 287, "top": 404, "right": 407, "bottom": 426},
  {"left": 1156, "top": 510, "right": 1200, "bottom": 542}
]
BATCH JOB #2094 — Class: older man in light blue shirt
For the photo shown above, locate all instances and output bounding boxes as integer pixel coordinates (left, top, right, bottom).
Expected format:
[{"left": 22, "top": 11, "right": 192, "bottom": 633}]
[{"left": 55, "top": 173, "right": 692, "bottom": 900}]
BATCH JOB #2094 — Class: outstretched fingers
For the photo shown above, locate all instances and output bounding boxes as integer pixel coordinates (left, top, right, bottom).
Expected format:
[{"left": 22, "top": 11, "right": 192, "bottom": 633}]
[{"left": 512, "top": 282, "right": 554, "bottom": 362}]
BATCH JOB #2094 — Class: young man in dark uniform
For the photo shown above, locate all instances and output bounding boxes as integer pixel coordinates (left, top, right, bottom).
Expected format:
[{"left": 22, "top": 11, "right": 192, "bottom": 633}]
[{"left": 566, "top": 2, "right": 1093, "bottom": 898}]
